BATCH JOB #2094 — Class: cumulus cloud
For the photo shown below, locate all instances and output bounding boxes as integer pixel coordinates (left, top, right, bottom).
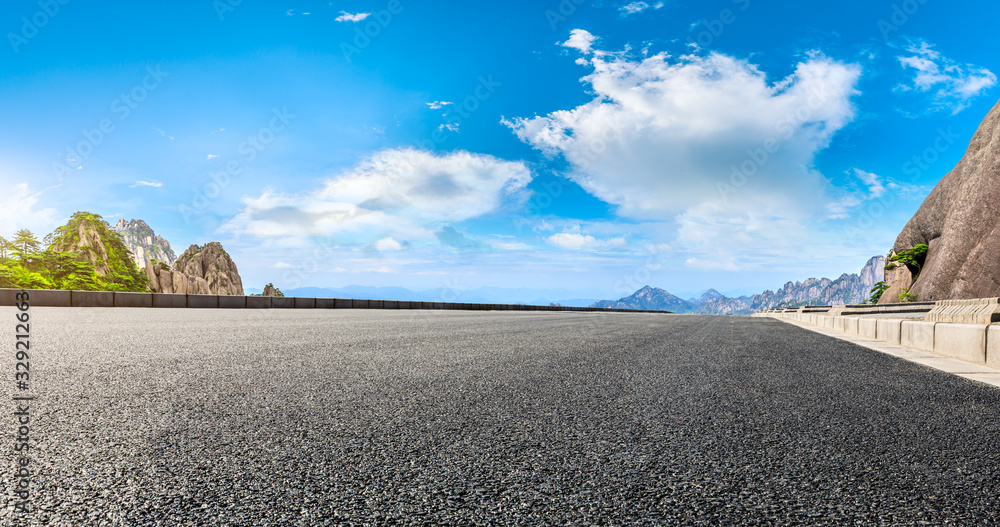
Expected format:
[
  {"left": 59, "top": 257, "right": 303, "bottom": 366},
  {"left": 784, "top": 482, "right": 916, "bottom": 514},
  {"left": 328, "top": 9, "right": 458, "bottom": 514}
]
[
  {"left": 224, "top": 149, "right": 533, "bottom": 244},
  {"left": 374, "top": 237, "right": 403, "bottom": 251},
  {"left": 562, "top": 29, "right": 597, "bottom": 55},
  {"left": 335, "top": 11, "right": 370, "bottom": 22},
  {"left": 507, "top": 32, "right": 862, "bottom": 269},
  {"left": 897, "top": 39, "right": 996, "bottom": 113},
  {"left": 546, "top": 232, "right": 627, "bottom": 251},
  {"left": 620, "top": 2, "right": 664, "bottom": 15}
]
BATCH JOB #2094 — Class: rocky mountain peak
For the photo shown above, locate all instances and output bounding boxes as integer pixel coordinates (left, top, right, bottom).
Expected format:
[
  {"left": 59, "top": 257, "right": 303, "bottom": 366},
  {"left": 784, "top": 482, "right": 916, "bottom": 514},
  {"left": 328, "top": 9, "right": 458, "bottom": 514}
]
[
  {"left": 147, "top": 241, "right": 243, "bottom": 296},
  {"left": 112, "top": 218, "right": 176, "bottom": 269}
]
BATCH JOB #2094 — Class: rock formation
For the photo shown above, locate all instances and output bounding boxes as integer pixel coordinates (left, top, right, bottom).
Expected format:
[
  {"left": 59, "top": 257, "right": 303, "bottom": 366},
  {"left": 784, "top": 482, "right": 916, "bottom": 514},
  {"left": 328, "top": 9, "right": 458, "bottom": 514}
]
[
  {"left": 112, "top": 219, "right": 177, "bottom": 269},
  {"left": 45, "top": 212, "right": 150, "bottom": 291},
  {"left": 50, "top": 215, "right": 111, "bottom": 276},
  {"left": 145, "top": 242, "right": 244, "bottom": 296},
  {"left": 261, "top": 283, "right": 284, "bottom": 297},
  {"left": 880, "top": 99, "right": 1000, "bottom": 302}
]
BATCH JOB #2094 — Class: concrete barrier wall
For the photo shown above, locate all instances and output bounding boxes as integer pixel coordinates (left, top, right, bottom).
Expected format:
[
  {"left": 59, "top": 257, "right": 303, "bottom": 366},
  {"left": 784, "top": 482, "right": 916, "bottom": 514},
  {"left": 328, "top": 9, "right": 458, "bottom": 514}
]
[
  {"left": 0, "top": 289, "right": 670, "bottom": 315},
  {"left": 761, "top": 311, "right": 1000, "bottom": 367},
  {"left": 876, "top": 319, "right": 903, "bottom": 345},
  {"left": 989, "top": 326, "right": 1000, "bottom": 369},
  {"left": 934, "top": 323, "right": 987, "bottom": 363},
  {"left": 901, "top": 321, "right": 936, "bottom": 352},
  {"left": 220, "top": 296, "right": 247, "bottom": 309},
  {"left": 858, "top": 318, "right": 878, "bottom": 339}
]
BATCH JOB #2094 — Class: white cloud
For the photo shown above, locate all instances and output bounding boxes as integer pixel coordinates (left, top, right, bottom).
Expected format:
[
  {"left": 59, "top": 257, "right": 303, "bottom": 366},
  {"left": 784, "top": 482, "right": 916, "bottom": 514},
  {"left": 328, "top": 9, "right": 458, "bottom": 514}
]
[
  {"left": 130, "top": 180, "right": 163, "bottom": 188},
  {"left": 0, "top": 183, "right": 61, "bottom": 237},
  {"left": 427, "top": 101, "right": 453, "bottom": 110},
  {"left": 851, "top": 168, "right": 885, "bottom": 198},
  {"left": 897, "top": 39, "right": 996, "bottom": 113},
  {"left": 207, "top": 154, "right": 220, "bottom": 160},
  {"left": 508, "top": 36, "right": 862, "bottom": 270},
  {"left": 562, "top": 29, "right": 597, "bottom": 55},
  {"left": 439, "top": 123, "right": 460, "bottom": 133},
  {"left": 508, "top": 40, "right": 860, "bottom": 219},
  {"left": 336, "top": 11, "right": 370, "bottom": 22},
  {"left": 620, "top": 2, "right": 664, "bottom": 15},
  {"left": 273, "top": 262, "right": 292, "bottom": 269},
  {"left": 224, "top": 148, "right": 533, "bottom": 244},
  {"left": 546, "top": 232, "right": 627, "bottom": 251},
  {"left": 374, "top": 237, "right": 403, "bottom": 251}
]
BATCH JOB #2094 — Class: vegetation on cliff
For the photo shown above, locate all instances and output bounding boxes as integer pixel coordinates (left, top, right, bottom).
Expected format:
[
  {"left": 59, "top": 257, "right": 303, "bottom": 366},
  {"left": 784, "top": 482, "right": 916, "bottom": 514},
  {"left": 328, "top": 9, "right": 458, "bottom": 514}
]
[{"left": 0, "top": 212, "right": 150, "bottom": 291}]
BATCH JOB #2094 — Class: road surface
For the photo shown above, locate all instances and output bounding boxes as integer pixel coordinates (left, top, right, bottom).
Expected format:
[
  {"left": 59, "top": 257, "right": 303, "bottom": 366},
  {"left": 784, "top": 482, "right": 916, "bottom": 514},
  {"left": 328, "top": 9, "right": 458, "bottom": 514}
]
[{"left": 3, "top": 309, "right": 1000, "bottom": 525}]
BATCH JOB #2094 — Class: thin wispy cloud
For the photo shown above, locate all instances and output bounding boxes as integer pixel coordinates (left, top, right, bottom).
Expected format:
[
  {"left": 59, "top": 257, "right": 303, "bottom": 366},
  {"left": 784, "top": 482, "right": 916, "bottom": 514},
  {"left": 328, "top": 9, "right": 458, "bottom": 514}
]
[
  {"left": 897, "top": 39, "right": 996, "bottom": 114},
  {"left": 427, "top": 101, "right": 453, "bottom": 110},
  {"left": 619, "top": 1, "right": 664, "bottom": 15},
  {"left": 130, "top": 181, "right": 163, "bottom": 188},
  {"left": 336, "top": 11, "right": 370, "bottom": 22}
]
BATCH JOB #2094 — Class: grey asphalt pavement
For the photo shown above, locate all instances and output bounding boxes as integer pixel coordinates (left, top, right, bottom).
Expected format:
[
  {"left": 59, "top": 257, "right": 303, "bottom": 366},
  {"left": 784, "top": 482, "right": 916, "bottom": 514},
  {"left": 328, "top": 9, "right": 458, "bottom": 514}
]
[{"left": 3, "top": 308, "right": 1000, "bottom": 526}]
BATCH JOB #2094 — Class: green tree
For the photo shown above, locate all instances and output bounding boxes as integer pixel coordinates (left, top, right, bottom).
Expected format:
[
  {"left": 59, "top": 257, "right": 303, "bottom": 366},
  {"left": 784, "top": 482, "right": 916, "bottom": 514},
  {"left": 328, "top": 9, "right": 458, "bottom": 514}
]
[
  {"left": 868, "top": 281, "right": 889, "bottom": 304},
  {"left": 12, "top": 229, "right": 40, "bottom": 256},
  {"left": 0, "top": 235, "right": 11, "bottom": 259},
  {"left": 888, "top": 244, "right": 929, "bottom": 278}
]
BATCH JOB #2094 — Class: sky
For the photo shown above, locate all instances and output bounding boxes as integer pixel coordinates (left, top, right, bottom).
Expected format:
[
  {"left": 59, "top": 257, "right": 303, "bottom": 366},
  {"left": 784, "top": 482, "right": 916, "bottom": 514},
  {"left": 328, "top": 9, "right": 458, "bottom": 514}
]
[{"left": 1, "top": 0, "right": 997, "bottom": 300}]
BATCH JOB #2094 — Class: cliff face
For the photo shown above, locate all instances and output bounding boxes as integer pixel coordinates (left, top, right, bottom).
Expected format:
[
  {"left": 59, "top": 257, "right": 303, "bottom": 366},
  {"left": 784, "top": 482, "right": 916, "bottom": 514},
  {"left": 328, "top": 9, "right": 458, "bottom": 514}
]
[
  {"left": 45, "top": 212, "right": 151, "bottom": 292},
  {"left": 112, "top": 219, "right": 177, "bottom": 269},
  {"left": 146, "top": 242, "right": 244, "bottom": 296},
  {"left": 882, "top": 98, "right": 1000, "bottom": 302}
]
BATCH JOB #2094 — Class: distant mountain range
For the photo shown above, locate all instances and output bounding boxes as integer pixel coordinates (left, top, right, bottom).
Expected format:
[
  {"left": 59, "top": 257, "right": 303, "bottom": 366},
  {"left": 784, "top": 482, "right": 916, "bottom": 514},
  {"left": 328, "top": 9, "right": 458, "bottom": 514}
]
[{"left": 589, "top": 256, "right": 886, "bottom": 315}]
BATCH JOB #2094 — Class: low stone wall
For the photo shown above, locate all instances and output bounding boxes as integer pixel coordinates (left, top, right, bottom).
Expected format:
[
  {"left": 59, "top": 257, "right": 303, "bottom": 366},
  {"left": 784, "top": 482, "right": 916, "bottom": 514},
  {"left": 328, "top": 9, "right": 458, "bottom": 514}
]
[
  {"left": 0, "top": 289, "right": 670, "bottom": 314},
  {"left": 754, "top": 300, "right": 1000, "bottom": 367}
]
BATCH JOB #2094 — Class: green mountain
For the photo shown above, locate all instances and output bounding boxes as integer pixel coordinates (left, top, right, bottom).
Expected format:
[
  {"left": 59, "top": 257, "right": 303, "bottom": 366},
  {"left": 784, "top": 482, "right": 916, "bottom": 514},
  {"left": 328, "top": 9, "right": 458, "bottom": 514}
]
[{"left": 0, "top": 212, "right": 150, "bottom": 292}]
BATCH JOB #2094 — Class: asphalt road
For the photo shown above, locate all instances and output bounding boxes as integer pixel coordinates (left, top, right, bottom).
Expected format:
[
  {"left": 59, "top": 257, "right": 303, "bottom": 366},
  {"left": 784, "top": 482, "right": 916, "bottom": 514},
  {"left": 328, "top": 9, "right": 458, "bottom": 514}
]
[{"left": 3, "top": 309, "right": 1000, "bottom": 526}]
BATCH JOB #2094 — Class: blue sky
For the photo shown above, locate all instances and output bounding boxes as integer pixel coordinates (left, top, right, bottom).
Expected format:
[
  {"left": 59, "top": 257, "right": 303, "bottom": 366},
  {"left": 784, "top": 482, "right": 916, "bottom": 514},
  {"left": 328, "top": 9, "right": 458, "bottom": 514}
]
[{"left": 1, "top": 0, "right": 997, "bottom": 299}]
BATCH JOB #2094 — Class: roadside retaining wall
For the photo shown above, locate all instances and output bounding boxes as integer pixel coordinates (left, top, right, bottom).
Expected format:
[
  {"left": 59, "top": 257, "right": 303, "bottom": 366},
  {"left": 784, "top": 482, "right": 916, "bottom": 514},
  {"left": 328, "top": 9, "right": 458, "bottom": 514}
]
[
  {"left": 0, "top": 288, "right": 670, "bottom": 314},
  {"left": 755, "top": 307, "right": 1000, "bottom": 368}
]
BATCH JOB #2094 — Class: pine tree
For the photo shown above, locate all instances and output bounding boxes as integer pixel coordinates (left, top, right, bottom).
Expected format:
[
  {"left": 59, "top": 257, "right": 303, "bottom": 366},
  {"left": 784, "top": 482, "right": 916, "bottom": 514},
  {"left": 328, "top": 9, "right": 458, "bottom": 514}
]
[{"left": 12, "top": 229, "right": 40, "bottom": 256}]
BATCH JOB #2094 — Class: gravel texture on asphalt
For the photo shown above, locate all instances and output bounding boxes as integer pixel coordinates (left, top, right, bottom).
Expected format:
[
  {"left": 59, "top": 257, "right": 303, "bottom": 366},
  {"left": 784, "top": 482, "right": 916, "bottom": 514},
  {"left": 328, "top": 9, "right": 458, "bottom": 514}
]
[{"left": 3, "top": 308, "right": 1000, "bottom": 526}]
